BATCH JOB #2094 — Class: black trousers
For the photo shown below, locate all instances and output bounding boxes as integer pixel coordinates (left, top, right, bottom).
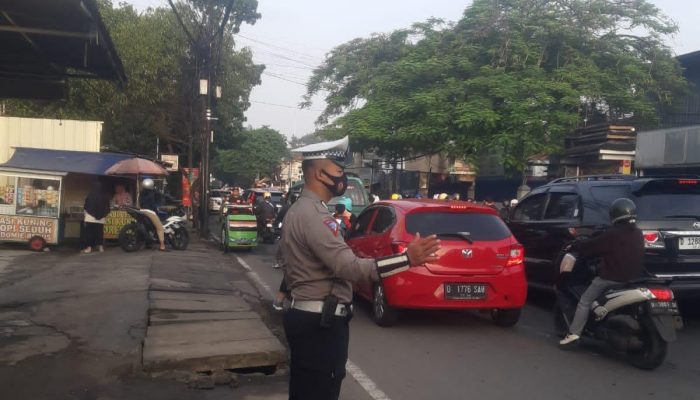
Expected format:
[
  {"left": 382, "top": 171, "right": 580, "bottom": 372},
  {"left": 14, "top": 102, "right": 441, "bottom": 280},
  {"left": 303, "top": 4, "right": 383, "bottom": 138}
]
[
  {"left": 283, "top": 309, "right": 349, "bottom": 400},
  {"left": 81, "top": 222, "right": 104, "bottom": 249}
]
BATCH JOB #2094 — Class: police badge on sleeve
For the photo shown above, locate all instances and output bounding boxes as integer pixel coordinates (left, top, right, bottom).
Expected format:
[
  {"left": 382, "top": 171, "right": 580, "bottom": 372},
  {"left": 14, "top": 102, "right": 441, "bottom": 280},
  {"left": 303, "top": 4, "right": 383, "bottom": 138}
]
[{"left": 323, "top": 218, "right": 340, "bottom": 236}]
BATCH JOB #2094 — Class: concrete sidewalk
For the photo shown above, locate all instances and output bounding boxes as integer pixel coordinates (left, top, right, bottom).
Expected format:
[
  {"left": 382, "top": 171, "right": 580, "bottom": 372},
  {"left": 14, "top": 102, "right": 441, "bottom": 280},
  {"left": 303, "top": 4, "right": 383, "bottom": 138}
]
[{"left": 0, "top": 240, "right": 288, "bottom": 399}]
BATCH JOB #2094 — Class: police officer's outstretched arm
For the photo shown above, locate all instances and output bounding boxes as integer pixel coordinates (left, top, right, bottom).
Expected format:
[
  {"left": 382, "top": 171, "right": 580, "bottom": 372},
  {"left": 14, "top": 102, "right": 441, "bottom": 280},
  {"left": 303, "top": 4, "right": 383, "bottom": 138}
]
[{"left": 306, "top": 216, "right": 441, "bottom": 282}]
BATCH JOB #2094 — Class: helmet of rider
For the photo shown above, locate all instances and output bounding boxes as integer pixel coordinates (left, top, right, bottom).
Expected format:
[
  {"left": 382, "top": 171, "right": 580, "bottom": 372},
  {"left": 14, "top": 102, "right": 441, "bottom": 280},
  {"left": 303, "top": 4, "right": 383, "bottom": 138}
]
[
  {"left": 338, "top": 196, "right": 352, "bottom": 211},
  {"left": 142, "top": 178, "right": 155, "bottom": 190},
  {"left": 438, "top": 193, "right": 449, "bottom": 200},
  {"left": 609, "top": 198, "right": 637, "bottom": 224},
  {"left": 390, "top": 193, "right": 401, "bottom": 200},
  {"left": 290, "top": 192, "right": 300, "bottom": 204},
  {"left": 263, "top": 191, "right": 271, "bottom": 199}
]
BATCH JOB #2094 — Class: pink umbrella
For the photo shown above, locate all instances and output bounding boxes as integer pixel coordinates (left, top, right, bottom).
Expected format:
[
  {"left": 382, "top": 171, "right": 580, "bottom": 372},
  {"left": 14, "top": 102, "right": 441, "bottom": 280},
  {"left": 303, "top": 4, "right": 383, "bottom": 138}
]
[{"left": 106, "top": 157, "right": 168, "bottom": 176}]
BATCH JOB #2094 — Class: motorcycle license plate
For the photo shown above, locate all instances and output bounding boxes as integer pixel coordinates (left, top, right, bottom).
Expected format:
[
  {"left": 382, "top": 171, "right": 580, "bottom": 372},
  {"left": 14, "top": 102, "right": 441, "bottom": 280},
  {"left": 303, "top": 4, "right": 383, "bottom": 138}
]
[
  {"left": 678, "top": 237, "right": 700, "bottom": 250},
  {"left": 649, "top": 300, "right": 679, "bottom": 315},
  {"left": 444, "top": 283, "right": 487, "bottom": 300}
]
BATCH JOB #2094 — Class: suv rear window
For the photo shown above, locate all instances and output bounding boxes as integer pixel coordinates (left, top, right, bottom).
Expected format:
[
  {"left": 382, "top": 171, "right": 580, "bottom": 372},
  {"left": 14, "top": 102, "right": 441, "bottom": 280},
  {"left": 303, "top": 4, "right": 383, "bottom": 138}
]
[
  {"left": 634, "top": 179, "right": 700, "bottom": 219},
  {"left": 406, "top": 212, "right": 512, "bottom": 241},
  {"left": 327, "top": 180, "right": 366, "bottom": 208}
]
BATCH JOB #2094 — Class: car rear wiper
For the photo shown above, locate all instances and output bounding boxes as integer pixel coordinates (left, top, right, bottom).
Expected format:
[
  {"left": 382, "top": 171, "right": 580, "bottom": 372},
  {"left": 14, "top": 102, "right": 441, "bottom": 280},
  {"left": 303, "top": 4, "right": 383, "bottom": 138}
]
[{"left": 433, "top": 232, "right": 473, "bottom": 244}]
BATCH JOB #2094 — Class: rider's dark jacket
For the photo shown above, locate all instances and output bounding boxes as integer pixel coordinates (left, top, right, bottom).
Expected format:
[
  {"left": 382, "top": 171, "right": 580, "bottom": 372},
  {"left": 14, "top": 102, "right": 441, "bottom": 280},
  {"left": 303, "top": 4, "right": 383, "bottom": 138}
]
[{"left": 572, "top": 222, "right": 645, "bottom": 282}]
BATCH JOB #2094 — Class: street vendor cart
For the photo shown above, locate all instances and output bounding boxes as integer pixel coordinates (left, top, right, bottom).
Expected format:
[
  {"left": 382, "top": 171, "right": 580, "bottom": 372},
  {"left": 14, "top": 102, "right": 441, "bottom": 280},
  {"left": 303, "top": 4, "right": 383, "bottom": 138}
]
[{"left": 0, "top": 148, "right": 163, "bottom": 250}]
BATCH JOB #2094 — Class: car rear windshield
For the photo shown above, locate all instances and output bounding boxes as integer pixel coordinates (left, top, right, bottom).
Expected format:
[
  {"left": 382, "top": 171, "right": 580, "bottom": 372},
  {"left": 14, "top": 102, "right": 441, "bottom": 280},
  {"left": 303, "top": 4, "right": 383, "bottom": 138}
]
[
  {"left": 405, "top": 212, "right": 512, "bottom": 241},
  {"left": 634, "top": 179, "right": 700, "bottom": 219}
]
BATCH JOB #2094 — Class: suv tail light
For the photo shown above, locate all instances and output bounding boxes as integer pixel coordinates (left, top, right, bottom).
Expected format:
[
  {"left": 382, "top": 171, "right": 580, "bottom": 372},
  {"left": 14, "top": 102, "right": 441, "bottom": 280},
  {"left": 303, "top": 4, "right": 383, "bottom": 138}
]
[
  {"left": 643, "top": 230, "right": 665, "bottom": 249},
  {"left": 392, "top": 241, "right": 408, "bottom": 255},
  {"left": 649, "top": 287, "right": 674, "bottom": 301},
  {"left": 506, "top": 244, "right": 524, "bottom": 267}
]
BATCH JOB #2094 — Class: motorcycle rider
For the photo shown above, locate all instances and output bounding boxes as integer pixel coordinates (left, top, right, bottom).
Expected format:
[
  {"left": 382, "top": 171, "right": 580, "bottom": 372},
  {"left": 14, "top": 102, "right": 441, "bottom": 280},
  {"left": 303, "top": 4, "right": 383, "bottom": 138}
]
[
  {"left": 139, "top": 178, "right": 166, "bottom": 251},
  {"left": 255, "top": 192, "right": 277, "bottom": 236},
  {"left": 559, "top": 198, "right": 645, "bottom": 347}
]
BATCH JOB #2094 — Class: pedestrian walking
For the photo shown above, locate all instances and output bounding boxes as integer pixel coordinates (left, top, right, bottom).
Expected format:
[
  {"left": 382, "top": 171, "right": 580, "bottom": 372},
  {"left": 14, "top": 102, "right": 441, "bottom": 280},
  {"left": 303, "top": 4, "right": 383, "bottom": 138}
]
[
  {"left": 80, "top": 181, "right": 110, "bottom": 253},
  {"left": 279, "top": 136, "right": 440, "bottom": 400}
]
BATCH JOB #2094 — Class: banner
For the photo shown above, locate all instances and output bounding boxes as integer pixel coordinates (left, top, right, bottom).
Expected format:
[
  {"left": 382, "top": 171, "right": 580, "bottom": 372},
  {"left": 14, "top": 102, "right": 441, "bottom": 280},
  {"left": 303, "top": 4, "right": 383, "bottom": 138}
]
[
  {"left": 0, "top": 215, "right": 59, "bottom": 244},
  {"left": 181, "top": 168, "right": 200, "bottom": 207},
  {"left": 103, "top": 210, "right": 135, "bottom": 240},
  {"left": 160, "top": 154, "right": 179, "bottom": 172}
]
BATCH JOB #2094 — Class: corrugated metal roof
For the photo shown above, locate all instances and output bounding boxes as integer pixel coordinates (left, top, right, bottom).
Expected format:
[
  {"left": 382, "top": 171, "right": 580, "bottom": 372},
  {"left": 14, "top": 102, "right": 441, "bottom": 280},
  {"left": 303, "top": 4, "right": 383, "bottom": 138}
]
[{"left": 0, "top": 147, "right": 131, "bottom": 176}]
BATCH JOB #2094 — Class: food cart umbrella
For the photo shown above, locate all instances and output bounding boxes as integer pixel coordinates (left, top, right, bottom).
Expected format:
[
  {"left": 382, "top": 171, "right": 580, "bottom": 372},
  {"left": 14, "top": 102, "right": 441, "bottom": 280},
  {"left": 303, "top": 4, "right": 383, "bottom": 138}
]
[
  {"left": 106, "top": 158, "right": 168, "bottom": 206},
  {"left": 105, "top": 158, "right": 169, "bottom": 176}
]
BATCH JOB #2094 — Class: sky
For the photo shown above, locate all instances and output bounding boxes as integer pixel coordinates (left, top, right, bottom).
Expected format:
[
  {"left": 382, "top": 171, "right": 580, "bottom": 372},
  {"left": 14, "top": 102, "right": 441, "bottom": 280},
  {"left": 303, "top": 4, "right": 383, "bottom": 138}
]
[{"left": 130, "top": 0, "right": 700, "bottom": 140}]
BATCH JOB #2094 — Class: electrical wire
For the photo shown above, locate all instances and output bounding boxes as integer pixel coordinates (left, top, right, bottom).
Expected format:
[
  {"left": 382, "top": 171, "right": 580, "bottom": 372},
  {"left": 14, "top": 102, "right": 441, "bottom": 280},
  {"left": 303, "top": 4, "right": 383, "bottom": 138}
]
[
  {"left": 236, "top": 34, "right": 324, "bottom": 63},
  {"left": 250, "top": 99, "right": 325, "bottom": 112}
]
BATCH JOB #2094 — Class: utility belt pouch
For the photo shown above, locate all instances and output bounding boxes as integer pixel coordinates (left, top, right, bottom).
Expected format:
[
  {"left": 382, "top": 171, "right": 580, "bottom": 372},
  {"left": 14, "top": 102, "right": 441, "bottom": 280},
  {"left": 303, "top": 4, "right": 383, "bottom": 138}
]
[{"left": 320, "top": 294, "right": 339, "bottom": 328}]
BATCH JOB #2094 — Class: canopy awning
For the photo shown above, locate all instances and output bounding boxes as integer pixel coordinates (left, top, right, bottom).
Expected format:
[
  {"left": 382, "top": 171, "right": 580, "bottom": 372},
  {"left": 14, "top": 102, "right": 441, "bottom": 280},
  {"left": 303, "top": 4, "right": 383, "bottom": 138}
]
[
  {"left": 0, "top": 147, "right": 133, "bottom": 176},
  {"left": 0, "top": 0, "right": 127, "bottom": 99}
]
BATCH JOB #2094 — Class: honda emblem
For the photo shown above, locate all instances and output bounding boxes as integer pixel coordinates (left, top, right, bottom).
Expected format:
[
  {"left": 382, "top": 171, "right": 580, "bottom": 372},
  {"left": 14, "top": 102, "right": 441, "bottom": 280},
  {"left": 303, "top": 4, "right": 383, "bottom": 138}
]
[
  {"left": 694, "top": 221, "right": 700, "bottom": 229},
  {"left": 461, "top": 249, "right": 473, "bottom": 259}
]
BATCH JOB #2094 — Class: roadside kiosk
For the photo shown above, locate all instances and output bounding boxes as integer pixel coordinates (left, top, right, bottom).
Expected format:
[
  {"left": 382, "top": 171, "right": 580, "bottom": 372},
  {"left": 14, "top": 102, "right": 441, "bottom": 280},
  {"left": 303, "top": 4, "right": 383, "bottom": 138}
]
[{"left": 0, "top": 148, "right": 146, "bottom": 250}]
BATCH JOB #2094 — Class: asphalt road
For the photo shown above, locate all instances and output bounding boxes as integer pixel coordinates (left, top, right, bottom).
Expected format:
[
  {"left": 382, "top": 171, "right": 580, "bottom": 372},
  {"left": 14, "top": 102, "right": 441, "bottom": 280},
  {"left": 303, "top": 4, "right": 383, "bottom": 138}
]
[{"left": 214, "top": 219, "right": 700, "bottom": 400}]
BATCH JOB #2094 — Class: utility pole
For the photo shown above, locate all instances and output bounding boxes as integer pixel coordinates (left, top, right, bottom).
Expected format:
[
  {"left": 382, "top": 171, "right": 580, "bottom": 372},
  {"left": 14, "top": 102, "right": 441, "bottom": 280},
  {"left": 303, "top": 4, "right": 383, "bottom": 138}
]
[{"left": 168, "top": 0, "right": 235, "bottom": 238}]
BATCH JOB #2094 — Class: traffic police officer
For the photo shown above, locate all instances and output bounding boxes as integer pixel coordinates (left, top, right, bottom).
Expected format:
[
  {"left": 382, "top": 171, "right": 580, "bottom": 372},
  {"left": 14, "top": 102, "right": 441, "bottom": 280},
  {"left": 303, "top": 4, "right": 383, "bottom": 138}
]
[{"left": 279, "top": 136, "right": 440, "bottom": 400}]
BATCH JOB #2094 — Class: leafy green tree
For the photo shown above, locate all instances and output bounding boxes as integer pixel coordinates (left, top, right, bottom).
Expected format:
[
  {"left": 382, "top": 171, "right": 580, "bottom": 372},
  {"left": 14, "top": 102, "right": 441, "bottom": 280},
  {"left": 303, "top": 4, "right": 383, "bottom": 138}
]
[
  {"left": 304, "top": 0, "right": 687, "bottom": 175},
  {"left": 3, "top": 0, "right": 263, "bottom": 159},
  {"left": 212, "top": 126, "right": 289, "bottom": 187}
]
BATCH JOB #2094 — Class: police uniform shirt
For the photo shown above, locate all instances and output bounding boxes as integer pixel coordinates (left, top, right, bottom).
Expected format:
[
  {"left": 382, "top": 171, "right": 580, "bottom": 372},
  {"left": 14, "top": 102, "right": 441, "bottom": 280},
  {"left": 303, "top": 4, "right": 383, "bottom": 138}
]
[{"left": 280, "top": 189, "right": 376, "bottom": 303}]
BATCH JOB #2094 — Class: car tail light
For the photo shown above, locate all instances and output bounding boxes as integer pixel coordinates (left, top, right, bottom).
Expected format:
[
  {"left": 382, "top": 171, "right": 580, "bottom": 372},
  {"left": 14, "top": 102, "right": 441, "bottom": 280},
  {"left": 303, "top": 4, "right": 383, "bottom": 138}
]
[
  {"left": 643, "top": 230, "right": 665, "bottom": 249},
  {"left": 678, "top": 179, "right": 698, "bottom": 185},
  {"left": 506, "top": 244, "right": 524, "bottom": 267},
  {"left": 392, "top": 241, "right": 408, "bottom": 254},
  {"left": 649, "top": 287, "right": 674, "bottom": 301}
]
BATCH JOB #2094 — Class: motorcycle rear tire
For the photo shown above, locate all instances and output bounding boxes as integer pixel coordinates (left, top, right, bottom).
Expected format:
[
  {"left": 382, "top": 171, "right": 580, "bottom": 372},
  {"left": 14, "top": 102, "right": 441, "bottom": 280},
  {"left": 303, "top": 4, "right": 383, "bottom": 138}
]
[
  {"left": 119, "top": 223, "right": 143, "bottom": 252},
  {"left": 171, "top": 227, "right": 189, "bottom": 250},
  {"left": 628, "top": 316, "right": 667, "bottom": 370}
]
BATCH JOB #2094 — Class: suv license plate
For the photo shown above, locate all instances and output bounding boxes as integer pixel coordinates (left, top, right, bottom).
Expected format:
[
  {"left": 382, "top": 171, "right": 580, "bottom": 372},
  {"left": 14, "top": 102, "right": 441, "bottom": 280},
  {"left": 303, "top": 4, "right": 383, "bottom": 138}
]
[
  {"left": 678, "top": 237, "right": 700, "bottom": 250},
  {"left": 444, "top": 283, "right": 487, "bottom": 300}
]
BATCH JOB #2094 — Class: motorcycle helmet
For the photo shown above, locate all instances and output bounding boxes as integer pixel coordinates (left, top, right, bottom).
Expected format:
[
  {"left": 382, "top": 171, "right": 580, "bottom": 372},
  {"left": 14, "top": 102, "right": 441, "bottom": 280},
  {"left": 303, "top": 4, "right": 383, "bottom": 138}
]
[
  {"left": 290, "top": 192, "right": 300, "bottom": 204},
  {"left": 390, "top": 193, "right": 401, "bottom": 200},
  {"left": 142, "top": 178, "right": 155, "bottom": 190},
  {"left": 263, "top": 191, "right": 271, "bottom": 199},
  {"left": 609, "top": 198, "right": 637, "bottom": 224}
]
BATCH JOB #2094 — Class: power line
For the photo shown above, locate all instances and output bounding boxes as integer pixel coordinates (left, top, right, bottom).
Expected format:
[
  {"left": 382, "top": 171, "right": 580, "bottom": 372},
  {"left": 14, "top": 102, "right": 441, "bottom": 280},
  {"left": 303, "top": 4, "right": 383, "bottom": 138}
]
[
  {"left": 262, "top": 71, "right": 308, "bottom": 86},
  {"left": 238, "top": 44, "right": 320, "bottom": 69},
  {"left": 236, "top": 34, "right": 323, "bottom": 62},
  {"left": 250, "top": 99, "right": 325, "bottom": 112}
]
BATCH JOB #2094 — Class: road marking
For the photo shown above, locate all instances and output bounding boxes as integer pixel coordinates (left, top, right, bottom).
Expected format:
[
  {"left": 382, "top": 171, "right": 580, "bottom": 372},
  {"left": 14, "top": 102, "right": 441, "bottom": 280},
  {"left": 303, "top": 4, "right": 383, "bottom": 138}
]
[
  {"left": 235, "top": 255, "right": 275, "bottom": 296},
  {"left": 232, "top": 254, "right": 393, "bottom": 400},
  {"left": 346, "top": 360, "right": 392, "bottom": 400}
]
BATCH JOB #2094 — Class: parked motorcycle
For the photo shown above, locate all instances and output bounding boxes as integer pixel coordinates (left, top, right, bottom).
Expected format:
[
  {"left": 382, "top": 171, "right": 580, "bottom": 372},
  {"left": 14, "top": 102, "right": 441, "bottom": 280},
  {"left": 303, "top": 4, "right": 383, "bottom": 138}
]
[
  {"left": 554, "top": 249, "right": 683, "bottom": 369},
  {"left": 118, "top": 205, "right": 189, "bottom": 252}
]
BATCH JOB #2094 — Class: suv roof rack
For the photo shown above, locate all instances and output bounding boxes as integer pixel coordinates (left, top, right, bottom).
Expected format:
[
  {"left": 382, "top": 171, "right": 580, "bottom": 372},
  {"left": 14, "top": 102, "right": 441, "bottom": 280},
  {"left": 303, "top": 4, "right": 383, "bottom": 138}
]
[{"left": 549, "top": 174, "right": 638, "bottom": 184}]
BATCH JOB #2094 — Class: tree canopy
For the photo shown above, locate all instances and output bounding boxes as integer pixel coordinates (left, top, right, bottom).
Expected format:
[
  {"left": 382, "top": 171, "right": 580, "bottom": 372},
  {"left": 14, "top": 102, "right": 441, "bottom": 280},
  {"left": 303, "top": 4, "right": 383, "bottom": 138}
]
[
  {"left": 212, "top": 126, "right": 289, "bottom": 187},
  {"left": 2, "top": 0, "right": 263, "bottom": 159},
  {"left": 304, "top": 0, "right": 688, "bottom": 173}
]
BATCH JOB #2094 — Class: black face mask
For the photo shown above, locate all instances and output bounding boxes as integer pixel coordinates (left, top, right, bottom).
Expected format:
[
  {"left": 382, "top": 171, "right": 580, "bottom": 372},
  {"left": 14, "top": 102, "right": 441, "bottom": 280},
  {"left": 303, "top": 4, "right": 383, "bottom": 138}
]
[{"left": 321, "top": 170, "right": 348, "bottom": 197}]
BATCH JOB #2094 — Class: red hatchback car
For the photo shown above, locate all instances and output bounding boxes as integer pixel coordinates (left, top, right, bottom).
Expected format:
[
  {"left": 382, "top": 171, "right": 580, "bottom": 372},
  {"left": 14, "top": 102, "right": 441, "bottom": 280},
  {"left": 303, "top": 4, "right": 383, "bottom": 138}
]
[{"left": 348, "top": 199, "right": 527, "bottom": 327}]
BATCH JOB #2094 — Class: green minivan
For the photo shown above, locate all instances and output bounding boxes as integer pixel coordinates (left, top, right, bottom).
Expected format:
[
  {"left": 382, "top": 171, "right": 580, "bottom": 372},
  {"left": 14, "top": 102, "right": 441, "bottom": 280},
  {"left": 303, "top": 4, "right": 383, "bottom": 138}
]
[{"left": 291, "top": 176, "right": 369, "bottom": 216}]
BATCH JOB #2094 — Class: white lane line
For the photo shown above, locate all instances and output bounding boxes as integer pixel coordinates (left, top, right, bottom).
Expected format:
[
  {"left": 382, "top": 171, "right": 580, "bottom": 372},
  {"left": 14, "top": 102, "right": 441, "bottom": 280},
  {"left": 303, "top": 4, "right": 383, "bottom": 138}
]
[
  {"left": 346, "top": 360, "right": 392, "bottom": 400},
  {"left": 235, "top": 255, "right": 275, "bottom": 296},
  {"left": 232, "top": 254, "right": 393, "bottom": 400}
]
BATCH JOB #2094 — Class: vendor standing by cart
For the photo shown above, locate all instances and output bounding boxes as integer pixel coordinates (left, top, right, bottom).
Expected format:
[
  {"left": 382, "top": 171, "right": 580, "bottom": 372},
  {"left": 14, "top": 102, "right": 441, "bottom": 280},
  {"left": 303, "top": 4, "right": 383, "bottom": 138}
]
[{"left": 80, "top": 181, "right": 110, "bottom": 253}]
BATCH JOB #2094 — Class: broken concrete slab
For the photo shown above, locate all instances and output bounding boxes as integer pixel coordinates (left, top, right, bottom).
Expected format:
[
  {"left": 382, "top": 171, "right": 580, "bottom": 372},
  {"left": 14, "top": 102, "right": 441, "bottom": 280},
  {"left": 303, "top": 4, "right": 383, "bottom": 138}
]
[
  {"left": 149, "top": 311, "right": 258, "bottom": 325},
  {"left": 142, "top": 319, "right": 285, "bottom": 372},
  {"left": 149, "top": 291, "right": 250, "bottom": 313}
]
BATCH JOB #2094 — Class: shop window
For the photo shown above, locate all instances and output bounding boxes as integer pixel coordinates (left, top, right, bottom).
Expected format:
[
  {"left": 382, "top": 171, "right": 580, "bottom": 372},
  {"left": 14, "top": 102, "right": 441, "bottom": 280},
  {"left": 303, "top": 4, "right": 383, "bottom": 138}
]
[
  {"left": 0, "top": 183, "right": 15, "bottom": 205},
  {"left": 16, "top": 178, "right": 60, "bottom": 217}
]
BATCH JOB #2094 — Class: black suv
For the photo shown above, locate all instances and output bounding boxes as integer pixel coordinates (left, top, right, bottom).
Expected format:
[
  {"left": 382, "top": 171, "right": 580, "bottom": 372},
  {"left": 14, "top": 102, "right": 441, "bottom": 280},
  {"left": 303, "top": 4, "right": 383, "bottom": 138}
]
[{"left": 508, "top": 175, "right": 700, "bottom": 298}]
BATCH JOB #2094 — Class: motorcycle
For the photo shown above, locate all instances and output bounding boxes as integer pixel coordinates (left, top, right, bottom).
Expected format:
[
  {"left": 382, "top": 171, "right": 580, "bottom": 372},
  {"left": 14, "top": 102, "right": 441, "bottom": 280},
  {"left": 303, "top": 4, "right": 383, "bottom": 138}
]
[
  {"left": 554, "top": 248, "right": 683, "bottom": 369},
  {"left": 118, "top": 205, "right": 189, "bottom": 252},
  {"left": 260, "top": 217, "right": 277, "bottom": 244}
]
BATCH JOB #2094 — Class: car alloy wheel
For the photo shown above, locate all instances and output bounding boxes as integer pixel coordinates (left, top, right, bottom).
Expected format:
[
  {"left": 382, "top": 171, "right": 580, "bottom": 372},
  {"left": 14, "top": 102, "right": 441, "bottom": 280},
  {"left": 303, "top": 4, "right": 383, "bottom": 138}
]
[{"left": 372, "top": 284, "right": 398, "bottom": 327}]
